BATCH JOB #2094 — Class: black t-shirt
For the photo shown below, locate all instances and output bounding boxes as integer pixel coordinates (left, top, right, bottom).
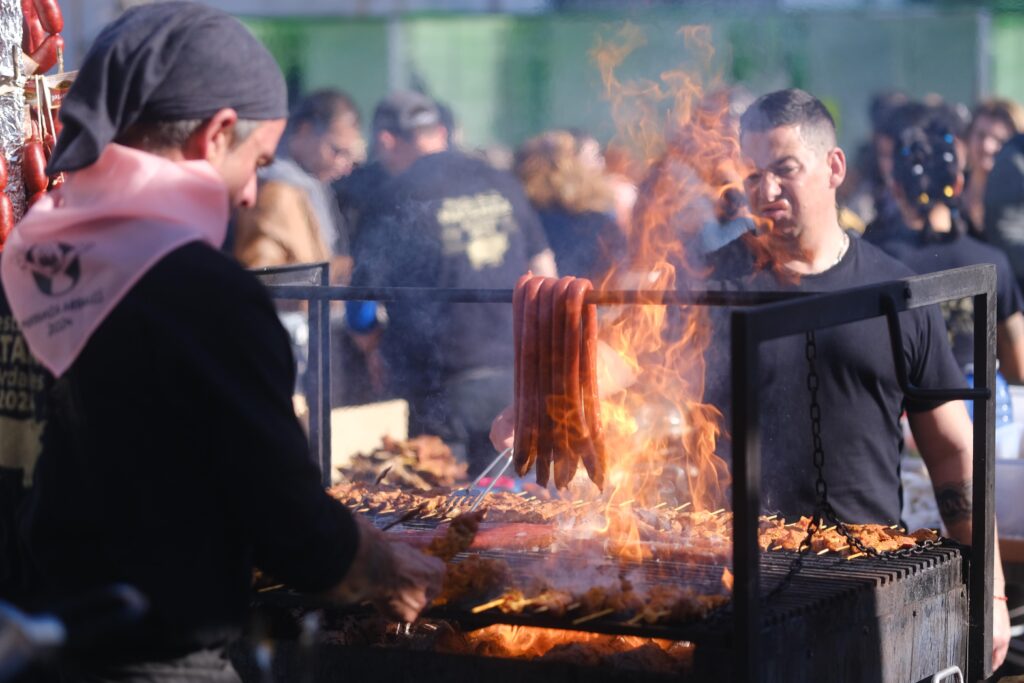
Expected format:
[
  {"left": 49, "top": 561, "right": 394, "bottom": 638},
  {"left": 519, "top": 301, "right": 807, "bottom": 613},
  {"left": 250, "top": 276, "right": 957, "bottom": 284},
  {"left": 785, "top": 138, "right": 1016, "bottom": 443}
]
[
  {"left": 0, "top": 260, "right": 53, "bottom": 601},
  {"left": 875, "top": 228, "right": 1024, "bottom": 367},
  {"left": 537, "top": 207, "right": 624, "bottom": 281},
  {"left": 352, "top": 150, "right": 549, "bottom": 396},
  {"left": 23, "top": 243, "right": 358, "bottom": 659},
  {"left": 706, "top": 234, "right": 965, "bottom": 524}
]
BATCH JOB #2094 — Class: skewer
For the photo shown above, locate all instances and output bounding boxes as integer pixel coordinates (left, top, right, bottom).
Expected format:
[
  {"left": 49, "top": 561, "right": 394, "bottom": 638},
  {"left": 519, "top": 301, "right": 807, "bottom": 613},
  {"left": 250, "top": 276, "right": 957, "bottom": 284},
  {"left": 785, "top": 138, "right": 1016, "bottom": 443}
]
[
  {"left": 763, "top": 514, "right": 778, "bottom": 521},
  {"left": 573, "top": 500, "right": 587, "bottom": 507},
  {"left": 567, "top": 602, "right": 581, "bottom": 611},
  {"left": 471, "top": 597, "right": 508, "bottom": 614},
  {"left": 835, "top": 545, "right": 849, "bottom": 552},
  {"left": 816, "top": 548, "right": 830, "bottom": 556},
  {"left": 618, "top": 499, "right": 635, "bottom": 507},
  {"left": 771, "top": 545, "right": 784, "bottom": 551},
  {"left": 534, "top": 606, "right": 550, "bottom": 613},
  {"left": 673, "top": 502, "right": 692, "bottom": 511},
  {"left": 356, "top": 507, "right": 370, "bottom": 513},
  {"left": 515, "top": 491, "right": 529, "bottom": 497},
  {"left": 823, "top": 526, "right": 836, "bottom": 532},
  {"left": 888, "top": 524, "right": 899, "bottom": 529},
  {"left": 710, "top": 508, "right": 726, "bottom": 516},
  {"left": 847, "top": 552, "right": 866, "bottom": 560},
  {"left": 381, "top": 502, "right": 430, "bottom": 531},
  {"left": 653, "top": 502, "right": 668, "bottom": 509},
  {"left": 572, "top": 608, "right": 616, "bottom": 625},
  {"left": 257, "top": 583, "right": 286, "bottom": 593}
]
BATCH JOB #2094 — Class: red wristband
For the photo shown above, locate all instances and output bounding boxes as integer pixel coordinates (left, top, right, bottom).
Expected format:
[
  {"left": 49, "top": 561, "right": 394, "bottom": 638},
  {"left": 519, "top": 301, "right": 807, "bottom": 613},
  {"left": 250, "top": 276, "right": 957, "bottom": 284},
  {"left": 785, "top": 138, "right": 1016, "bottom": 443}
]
[{"left": 994, "top": 595, "right": 1009, "bottom": 602}]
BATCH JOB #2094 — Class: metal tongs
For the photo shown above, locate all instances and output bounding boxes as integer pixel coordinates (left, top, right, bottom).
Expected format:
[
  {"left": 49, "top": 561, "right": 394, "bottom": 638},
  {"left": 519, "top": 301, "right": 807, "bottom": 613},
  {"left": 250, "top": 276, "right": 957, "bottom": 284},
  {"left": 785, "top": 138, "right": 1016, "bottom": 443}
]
[{"left": 446, "top": 447, "right": 513, "bottom": 513}]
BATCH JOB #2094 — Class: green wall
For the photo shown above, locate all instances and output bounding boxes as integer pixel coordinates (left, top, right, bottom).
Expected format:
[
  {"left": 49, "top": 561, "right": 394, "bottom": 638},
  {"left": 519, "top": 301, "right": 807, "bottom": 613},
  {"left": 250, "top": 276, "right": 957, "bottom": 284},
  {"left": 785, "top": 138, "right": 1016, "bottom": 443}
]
[{"left": 243, "top": 8, "right": 989, "bottom": 154}]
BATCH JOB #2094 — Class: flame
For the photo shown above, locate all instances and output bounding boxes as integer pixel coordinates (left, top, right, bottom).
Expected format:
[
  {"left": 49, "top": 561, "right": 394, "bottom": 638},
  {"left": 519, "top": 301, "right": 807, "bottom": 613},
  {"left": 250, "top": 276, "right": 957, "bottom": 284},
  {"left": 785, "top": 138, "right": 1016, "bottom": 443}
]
[
  {"left": 551, "top": 24, "right": 738, "bottom": 561},
  {"left": 458, "top": 623, "right": 689, "bottom": 663}
]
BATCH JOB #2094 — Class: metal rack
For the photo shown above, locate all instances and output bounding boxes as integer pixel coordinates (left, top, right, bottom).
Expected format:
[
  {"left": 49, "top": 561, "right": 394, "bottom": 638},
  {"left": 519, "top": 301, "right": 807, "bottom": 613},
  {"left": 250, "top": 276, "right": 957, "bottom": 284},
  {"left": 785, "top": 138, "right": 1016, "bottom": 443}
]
[{"left": 257, "top": 263, "right": 996, "bottom": 683}]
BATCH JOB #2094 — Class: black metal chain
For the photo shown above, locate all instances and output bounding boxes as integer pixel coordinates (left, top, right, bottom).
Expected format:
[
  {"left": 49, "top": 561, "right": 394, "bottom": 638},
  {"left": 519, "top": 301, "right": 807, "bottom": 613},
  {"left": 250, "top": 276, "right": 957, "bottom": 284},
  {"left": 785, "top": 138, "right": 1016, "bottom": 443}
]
[{"left": 801, "top": 330, "right": 939, "bottom": 563}]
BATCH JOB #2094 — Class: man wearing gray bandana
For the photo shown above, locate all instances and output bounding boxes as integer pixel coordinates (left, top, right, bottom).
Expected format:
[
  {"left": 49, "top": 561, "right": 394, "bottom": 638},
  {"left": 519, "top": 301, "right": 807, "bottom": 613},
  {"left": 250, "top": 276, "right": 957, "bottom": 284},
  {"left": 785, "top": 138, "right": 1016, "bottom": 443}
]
[{"left": 2, "top": 4, "right": 442, "bottom": 681}]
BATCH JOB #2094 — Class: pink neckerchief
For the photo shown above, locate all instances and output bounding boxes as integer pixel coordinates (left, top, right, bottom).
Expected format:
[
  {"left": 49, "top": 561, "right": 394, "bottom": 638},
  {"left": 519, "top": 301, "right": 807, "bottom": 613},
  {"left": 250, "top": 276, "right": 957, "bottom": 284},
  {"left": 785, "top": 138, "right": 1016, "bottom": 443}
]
[{"left": 0, "top": 143, "right": 229, "bottom": 377}]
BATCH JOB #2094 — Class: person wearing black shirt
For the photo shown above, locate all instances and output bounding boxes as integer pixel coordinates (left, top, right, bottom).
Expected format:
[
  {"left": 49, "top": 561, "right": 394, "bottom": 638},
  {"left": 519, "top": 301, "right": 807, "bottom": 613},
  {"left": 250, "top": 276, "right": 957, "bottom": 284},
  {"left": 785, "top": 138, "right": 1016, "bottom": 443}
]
[
  {"left": 0, "top": 262, "right": 53, "bottom": 603},
  {"left": 712, "top": 89, "right": 1010, "bottom": 669},
  {"left": 0, "top": 6, "right": 443, "bottom": 681},
  {"left": 352, "top": 92, "right": 555, "bottom": 475},
  {"left": 871, "top": 117, "right": 1024, "bottom": 379}
]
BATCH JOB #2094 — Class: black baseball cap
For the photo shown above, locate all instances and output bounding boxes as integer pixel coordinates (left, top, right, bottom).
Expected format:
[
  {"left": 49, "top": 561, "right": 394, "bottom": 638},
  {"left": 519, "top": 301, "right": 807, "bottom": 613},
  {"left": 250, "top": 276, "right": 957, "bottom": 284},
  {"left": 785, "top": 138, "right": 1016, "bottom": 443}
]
[{"left": 372, "top": 90, "right": 441, "bottom": 136}]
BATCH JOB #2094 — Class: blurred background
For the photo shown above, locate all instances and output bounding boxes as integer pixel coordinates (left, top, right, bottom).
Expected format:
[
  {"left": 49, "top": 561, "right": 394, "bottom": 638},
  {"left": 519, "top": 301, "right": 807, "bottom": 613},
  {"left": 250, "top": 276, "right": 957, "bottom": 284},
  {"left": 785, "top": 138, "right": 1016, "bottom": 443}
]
[{"left": 52, "top": 0, "right": 1024, "bottom": 153}]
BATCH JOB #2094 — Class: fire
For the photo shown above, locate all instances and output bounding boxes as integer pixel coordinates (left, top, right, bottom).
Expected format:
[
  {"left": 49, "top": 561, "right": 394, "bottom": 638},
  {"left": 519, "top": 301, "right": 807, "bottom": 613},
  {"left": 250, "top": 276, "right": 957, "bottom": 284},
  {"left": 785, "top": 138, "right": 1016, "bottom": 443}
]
[
  {"left": 451, "top": 623, "right": 692, "bottom": 668},
  {"left": 546, "top": 24, "right": 738, "bottom": 562}
]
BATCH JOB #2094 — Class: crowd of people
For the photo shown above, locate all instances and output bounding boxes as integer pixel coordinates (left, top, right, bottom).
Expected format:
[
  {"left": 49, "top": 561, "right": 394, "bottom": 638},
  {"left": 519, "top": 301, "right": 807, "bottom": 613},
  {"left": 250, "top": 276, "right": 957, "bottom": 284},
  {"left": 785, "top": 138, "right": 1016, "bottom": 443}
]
[{"left": 0, "top": 1, "right": 1021, "bottom": 679}]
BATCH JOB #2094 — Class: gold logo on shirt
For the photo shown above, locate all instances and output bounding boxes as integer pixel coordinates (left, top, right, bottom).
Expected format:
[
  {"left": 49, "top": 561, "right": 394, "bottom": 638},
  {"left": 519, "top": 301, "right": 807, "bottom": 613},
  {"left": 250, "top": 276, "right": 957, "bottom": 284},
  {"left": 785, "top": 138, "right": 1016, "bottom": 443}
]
[{"left": 437, "top": 192, "right": 514, "bottom": 270}]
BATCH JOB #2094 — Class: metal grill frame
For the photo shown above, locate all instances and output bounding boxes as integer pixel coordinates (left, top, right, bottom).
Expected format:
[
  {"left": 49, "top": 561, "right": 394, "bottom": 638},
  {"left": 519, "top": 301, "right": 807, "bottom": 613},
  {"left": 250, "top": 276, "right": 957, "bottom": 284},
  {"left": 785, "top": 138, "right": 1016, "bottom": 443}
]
[{"left": 257, "top": 263, "right": 996, "bottom": 683}]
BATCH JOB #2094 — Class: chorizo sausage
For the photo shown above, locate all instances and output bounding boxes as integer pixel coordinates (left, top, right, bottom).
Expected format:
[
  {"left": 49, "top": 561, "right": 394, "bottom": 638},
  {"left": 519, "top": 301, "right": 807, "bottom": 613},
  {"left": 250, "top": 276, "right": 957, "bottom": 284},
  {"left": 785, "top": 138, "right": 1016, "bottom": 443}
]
[
  {"left": 581, "top": 292, "right": 607, "bottom": 489},
  {"left": 551, "top": 276, "right": 577, "bottom": 488},
  {"left": 22, "top": 138, "right": 47, "bottom": 194},
  {"left": 0, "top": 155, "right": 8, "bottom": 190},
  {"left": 511, "top": 272, "right": 531, "bottom": 472},
  {"left": 534, "top": 277, "right": 556, "bottom": 487},
  {"left": 32, "top": 0, "right": 63, "bottom": 34},
  {"left": 0, "top": 193, "right": 13, "bottom": 245},
  {"left": 21, "top": 0, "right": 45, "bottom": 54},
  {"left": 29, "top": 33, "right": 62, "bottom": 75},
  {"left": 514, "top": 277, "right": 544, "bottom": 476},
  {"left": 564, "top": 278, "right": 601, "bottom": 487}
]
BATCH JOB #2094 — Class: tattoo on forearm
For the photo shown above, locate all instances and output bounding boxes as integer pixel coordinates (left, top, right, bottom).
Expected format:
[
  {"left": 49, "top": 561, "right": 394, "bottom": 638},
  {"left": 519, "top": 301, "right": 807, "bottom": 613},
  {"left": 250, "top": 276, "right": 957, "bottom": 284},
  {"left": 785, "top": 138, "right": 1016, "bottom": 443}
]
[{"left": 935, "top": 479, "right": 973, "bottom": 525}]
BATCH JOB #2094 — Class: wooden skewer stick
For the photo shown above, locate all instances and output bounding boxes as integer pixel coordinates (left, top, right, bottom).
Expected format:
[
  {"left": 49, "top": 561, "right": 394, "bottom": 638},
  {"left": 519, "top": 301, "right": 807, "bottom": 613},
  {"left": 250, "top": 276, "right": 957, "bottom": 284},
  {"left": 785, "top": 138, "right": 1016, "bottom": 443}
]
[
  {"left": 257, "top": 583, "right": 286, "bottom": 593},
  {"left": 534, "top": 605, "right": 550, "bottom": 613},
  {"left": 567, "top": 602, "right": 581, "bottom": 611},
  {"left": 673, "top": 502, "right": 692, "bottom": 511},
  {"left": 711, "top": 508, "right": 726, "bottom": 516},
  {"left": 572, "top": 608, "right": 616, "bottom": 625},
  {"left": 847, "top": 552, "right": 866, "bottom": 561},
  {"left": 653, "top": 502, "right": 668, "bottom": 509},
  {"left": 816, "top": 548, "right": 830, "bottom": 556},
  {"left": 471, "top": 597, "right": 508, "bottom": 614},
  {"left": 618, "top": 499, "right": 635, "bottom": 507},
  {"left": 763, "top": 514, "right": 778, "bottom": 521}
]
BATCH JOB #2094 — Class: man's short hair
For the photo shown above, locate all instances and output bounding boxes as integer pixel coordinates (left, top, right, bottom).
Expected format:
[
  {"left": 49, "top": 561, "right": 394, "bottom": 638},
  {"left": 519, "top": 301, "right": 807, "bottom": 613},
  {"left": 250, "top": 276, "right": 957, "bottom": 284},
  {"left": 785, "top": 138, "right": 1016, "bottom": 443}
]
[
  {"left": 113, "top": 118, "right": 260, "bottom": 152},
  {"left": 740, "top": 88, "right": 837, "bottom": 150},
  {"left": 290, "top": 89, "right": 361, "bottom": 134}
]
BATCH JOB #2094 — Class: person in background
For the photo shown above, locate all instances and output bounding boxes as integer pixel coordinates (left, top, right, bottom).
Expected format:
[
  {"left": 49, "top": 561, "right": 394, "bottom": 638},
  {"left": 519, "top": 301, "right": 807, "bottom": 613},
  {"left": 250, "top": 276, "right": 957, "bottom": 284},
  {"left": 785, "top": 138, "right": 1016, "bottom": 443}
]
[
  {"left": 0, "top": 6, "right": 443, "bottom": 681},
  {"left": 986, "top": 131, "right": 1024, "bottom": 294},
  {"left": 514, "top": 130, "right": 625, "bottom": 281},
  {"left": 839, "top": 90, "right": 909, "bottom": 229},
  {"left": 234, "top": 88, "right": 364, "bottom": 280},
  {"left": 233, "top": 90, "right": 366, "bottom": 403},
  {"left": 961, "top": 99, "right": 1023, "bottom": 237},
  {"left": 351, "top": 90, "right": 555, "bottom": 476},
  {"left": 873, "top": 115, "right": 1024, "bottom": 382}
]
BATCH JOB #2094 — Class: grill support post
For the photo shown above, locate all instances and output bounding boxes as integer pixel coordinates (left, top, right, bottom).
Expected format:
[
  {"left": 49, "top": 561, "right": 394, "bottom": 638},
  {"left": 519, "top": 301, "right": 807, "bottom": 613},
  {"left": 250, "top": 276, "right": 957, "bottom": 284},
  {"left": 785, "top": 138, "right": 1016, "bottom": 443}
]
[
  {"left": 968, "top": 285, "right": 996, "bottom": 682},
  {"left": 731, "top": 311, "right": 760, "bottom": 683}
]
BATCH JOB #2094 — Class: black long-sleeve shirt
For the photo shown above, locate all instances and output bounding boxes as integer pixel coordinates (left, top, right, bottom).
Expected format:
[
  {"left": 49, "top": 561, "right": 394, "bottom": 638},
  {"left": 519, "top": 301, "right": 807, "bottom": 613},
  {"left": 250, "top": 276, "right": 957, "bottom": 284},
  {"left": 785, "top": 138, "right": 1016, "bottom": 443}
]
[{"left": 22, "top": 243, "right": 357, "bottom": 660}]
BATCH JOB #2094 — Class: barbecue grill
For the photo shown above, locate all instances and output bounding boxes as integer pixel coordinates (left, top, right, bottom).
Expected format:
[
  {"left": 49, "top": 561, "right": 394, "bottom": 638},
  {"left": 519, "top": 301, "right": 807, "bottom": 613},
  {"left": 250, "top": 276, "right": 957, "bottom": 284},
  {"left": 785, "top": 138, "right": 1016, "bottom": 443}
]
[{"left": 252, "top": 263, "right": 997, "bottom": 683}]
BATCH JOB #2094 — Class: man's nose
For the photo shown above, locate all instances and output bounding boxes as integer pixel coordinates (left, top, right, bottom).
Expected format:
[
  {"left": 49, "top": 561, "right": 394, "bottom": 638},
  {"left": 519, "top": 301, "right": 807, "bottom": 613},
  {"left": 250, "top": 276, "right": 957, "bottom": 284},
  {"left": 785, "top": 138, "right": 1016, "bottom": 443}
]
[
  {"left": 759, "top": 172, "right": 781, "bottom": 201},
  {"left": 237, "top": 174, "right": 258, "bottom": 209}
]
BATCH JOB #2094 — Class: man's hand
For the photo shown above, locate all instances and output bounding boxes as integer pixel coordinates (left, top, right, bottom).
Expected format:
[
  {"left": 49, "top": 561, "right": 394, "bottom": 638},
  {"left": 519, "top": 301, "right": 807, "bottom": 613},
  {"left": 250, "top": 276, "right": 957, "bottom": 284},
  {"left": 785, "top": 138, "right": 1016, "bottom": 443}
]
[
  {"left": 329, "top": 515, "right": 445, "bottom": 622},
  {"left": 994, "top": 596, "right": 1011, "bottom": 671},
  {"left": 490, "top": 403, "right": 515, "bottom": 452}
]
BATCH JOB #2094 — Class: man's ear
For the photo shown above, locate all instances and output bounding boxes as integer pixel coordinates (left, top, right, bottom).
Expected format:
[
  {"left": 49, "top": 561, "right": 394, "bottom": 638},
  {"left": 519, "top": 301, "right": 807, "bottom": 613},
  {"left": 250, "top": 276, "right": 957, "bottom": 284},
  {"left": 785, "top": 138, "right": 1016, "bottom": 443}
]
[
  {"left": 376, "top": 130, "right": 397, "bottom": 153},
  {"left": 827, "top": 146, "right": 847, "bottom": 190},
  {"left": 182, "top": 108, "right": 239, "bottom": 163}
]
